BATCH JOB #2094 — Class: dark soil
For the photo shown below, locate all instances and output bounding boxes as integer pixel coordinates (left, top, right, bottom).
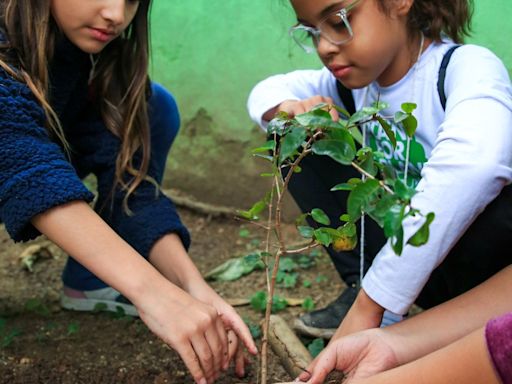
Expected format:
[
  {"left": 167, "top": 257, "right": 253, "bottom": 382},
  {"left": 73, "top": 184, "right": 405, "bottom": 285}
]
[{"left": 0, "top": 207, "right": 346, "bottom": 384}]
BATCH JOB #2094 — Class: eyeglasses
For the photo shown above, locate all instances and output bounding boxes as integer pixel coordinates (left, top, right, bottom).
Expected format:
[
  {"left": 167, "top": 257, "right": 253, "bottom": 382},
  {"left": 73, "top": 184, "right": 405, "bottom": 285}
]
[{"left": 289, "top": 0, "right": 361, "bottom": 54}]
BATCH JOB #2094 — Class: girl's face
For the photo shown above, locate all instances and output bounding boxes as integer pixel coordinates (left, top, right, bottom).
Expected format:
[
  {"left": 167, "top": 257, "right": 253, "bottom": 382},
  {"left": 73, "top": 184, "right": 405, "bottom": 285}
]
[
  {"left": 290, "top": 0, "right": 415, "bottom": 88},
  {"left": 50, "top": 0, "right": 141, "bottom": 54}
]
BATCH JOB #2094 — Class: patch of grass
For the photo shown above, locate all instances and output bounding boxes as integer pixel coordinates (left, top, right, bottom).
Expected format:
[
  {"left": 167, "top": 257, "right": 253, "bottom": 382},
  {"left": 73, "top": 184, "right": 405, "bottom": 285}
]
[{"left": 0, "top": 318, "right": 21, "bottom": 349}]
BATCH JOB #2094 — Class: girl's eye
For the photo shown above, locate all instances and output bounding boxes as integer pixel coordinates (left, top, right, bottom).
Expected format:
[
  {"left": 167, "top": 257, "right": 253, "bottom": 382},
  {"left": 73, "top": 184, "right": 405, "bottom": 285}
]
[{"left": 324, "top": 12, "right": 349, "bottom": 31}]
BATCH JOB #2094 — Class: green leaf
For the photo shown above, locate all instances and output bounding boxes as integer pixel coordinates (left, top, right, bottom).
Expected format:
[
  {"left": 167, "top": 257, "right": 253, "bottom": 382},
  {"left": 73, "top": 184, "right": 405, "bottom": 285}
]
[
  {"left": 311, "top": 129, "right": 356, "bottom": 165},
  {"left": 313, "top": 228, "right": 333, "bottom": 247},
  {"left": 252, "top": 140, "right": 276, "bottom": 154},
  {"left": 347, "top": 179, "right": 381, "bottom": 221},
  {"left": 281, "top": 272, "right": 298, "bottom": 288},
  {"left": 250, "top": 291, "right": 267, "bottom": 312},
  {"left": 250, "top": 291, "right": 289, "bottom": 313},
  {"left": 330, "top": 183, "right": 355, "bottom": 191},
  {"left": 272, "top": 296, "right": 289, "bottom": 312},
  {"left": 239, "top": 228, "right": 250, "bottom": 238},
  {"left": 267, "top": 116, "right": 290, "bottom": 136},
  {"left": 407, "top": 212, "right": 435, "bottom": 246},
  {"left": 310, "top": 103, "right": 330, "bottom": 112},
  {"left": 237, "top": 199, "right": 267, "bottom": 220},
  {"left": 25, "top": 298, "right": 50, "bottom": 317},
  {"left": 376, "top": 116, "right": 397, "bottom": 149},
  {"left": 279, "top": 126, "right": 307, "bottom": 164},
  {"left": 372, "top": 100, "right": 390, "bottom": 111},
  {"left": 297, "top": 254, "right": 316, "bottom": 269},
  {"left": 252, "top": 153, "right": 274, "bottom": 162},
  {"left": 394, "top": 111, "right": 408, "bottom": 123},
  {"left": 205, "top": 253, "right": 264, "bottom": 281},
  {"left": 248, "top": 322, "right": 262, "bottom": 339},
  {"left": 394, "top": 179, "right": 416, "bottom": 201},
  {"left": 279, "top": 257, "right": 298, "bottom": 272},
  {"left": 383, "top": 204, "right": 405, "bottom": 238},
  {"left": 391, "top": 227, "right": 405, "bottom": 255},
  {"left": 1, "top": 328, "right": 21, "bottom": 348},
  {"left": 67, "top": 321, "right": 80, "bottom": 336},
  {"left": 401, "top": 102, "right": 417, "bottom": 114},
  {"left": 294, "top": 110, "right": 340, "bottom": 129},
  {"left": 311, "top": 208, "right": 330, "bottom": 225},
  {"left": 308, "top": 338, "right": 325, "bottom": 358},
  {"left": 368, "top": 194, "right": 399, "bottom": 227},
  {"left": 348, "top": 106, "right": 378, "bottom": 125},
  {"left": 332, "top": 104, "right": 352, "bottom": 119},
  {"left": 356, "top": 147, "right": 378, "bottom": 177},
  {"left": 297, "top": 225, "right": 314, "bottom": 238},
  {"left": 302, "top": 280, "right": 312, "bottom": 288},
  {"left": 402, "top": 115, "right": 418, "bottom": 137},
  {"left": 315, "top": 275, "right": 328, "bottom": 283},
  {"left": 340, "top": 214, "right": 351, "bottom": 222},
  {"left": 302, "top": 297, "right": 315, "bottom": 311}
]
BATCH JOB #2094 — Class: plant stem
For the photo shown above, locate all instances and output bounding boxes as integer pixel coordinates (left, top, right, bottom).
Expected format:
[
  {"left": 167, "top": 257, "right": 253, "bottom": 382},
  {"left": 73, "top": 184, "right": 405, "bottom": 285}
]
[
  {"left": 351, "top": 161, "right": 394, "bottom": 194},
  {"left": 260, "top": 138, "right": 314, "bottom": 384}
]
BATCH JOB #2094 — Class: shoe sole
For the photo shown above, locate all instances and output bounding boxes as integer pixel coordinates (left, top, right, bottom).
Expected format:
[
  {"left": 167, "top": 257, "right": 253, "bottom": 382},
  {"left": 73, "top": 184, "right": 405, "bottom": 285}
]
[
  {"left": 60, "top": 295, "right": 139, "bottom": 317},
  {"left": 293, "top": 318, "right": 336, "bottom": 339}
]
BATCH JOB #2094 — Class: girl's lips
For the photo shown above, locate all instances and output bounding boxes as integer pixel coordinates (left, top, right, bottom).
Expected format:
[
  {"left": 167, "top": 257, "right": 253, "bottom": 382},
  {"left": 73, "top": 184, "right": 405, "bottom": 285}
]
[
  {"left": 89, "top": 27, "right": 116, "bottom": 43},
  {"left": 329, "top": 65, "right": 352, "bottom": 78}
]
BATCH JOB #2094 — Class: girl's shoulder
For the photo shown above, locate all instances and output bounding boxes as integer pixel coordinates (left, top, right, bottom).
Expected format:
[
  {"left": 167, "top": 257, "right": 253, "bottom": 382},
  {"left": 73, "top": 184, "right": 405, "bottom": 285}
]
[
  {"left": 433, "top": 41, "right": 509, "bottom": 81},
  {"left": 0, "top": 67, "right": 46, "bottom": 124}
]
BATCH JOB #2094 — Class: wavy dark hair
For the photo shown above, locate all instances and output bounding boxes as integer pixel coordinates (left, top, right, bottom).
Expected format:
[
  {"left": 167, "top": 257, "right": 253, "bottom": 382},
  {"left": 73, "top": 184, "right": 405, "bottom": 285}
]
[
  {"left": 379, "top": 0, "right": 474, "bottom": 43},
  {"left": 0, "top": 0, "right": 154, "bottom": 212}
]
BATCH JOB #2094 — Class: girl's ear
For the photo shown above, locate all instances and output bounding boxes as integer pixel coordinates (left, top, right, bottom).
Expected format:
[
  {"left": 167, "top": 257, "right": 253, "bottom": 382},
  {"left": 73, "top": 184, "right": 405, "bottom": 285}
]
[{"left": 389, "top": 0, "right": 414, "bottom": 17}]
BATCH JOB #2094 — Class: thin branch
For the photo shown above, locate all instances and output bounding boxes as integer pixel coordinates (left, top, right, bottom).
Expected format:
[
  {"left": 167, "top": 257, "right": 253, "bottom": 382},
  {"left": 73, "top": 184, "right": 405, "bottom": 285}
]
[
  {"left": 286, "top": 241, "right": 320, "bottom": 254},
  {"left": 351, "top": 161, "right": 394, "bottom": 194}
]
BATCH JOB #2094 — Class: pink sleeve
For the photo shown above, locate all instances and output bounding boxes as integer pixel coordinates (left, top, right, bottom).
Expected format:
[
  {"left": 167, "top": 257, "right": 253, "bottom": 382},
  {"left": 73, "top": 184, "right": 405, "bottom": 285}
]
[{"left": 485, "top": 312, "right": 512, "bottom": 384}]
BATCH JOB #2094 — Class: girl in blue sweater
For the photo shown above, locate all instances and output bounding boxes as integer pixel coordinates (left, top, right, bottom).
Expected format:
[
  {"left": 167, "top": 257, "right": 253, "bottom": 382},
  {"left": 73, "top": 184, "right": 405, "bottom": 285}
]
[{"left": 0, "top": 1, "right": 256, "bottom": 383}]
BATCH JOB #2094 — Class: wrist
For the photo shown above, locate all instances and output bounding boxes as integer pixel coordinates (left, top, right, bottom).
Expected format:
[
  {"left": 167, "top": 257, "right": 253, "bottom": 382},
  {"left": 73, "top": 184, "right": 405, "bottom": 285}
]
[
  {"left": 354, "top": 288, "right": 385, "bottom": 316},
  {"left": 149, "top": 233, "right": 205, "bottom": 290}
]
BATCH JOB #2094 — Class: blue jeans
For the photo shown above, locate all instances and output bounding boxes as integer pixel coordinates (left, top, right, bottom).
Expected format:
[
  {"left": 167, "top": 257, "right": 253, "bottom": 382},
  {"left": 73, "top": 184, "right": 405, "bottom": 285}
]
[{"left": 62, "top": 83, "right": 181, "bottom": 290}]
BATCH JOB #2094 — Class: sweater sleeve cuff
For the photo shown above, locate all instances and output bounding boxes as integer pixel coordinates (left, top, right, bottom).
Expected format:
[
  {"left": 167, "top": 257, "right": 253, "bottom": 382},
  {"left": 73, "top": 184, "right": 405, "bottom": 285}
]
[{"left": 1, "top": 165, "right": 94, "bottom": 242}]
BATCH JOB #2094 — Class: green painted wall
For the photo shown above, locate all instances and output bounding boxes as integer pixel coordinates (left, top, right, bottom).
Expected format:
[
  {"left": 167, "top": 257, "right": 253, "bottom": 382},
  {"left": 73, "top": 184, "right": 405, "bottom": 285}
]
[{"left": 150, "top": 0, "right": 512, "bottom": 210}]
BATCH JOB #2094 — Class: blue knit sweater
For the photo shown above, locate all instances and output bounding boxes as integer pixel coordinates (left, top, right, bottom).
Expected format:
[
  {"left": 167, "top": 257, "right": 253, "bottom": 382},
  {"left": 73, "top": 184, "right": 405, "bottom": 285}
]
[{"left": 0, "top": 38, "right": 190, "bottom": 257}]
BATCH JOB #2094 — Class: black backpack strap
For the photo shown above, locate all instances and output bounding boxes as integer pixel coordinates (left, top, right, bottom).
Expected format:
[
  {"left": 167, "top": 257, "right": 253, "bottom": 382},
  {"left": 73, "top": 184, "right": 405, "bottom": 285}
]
[
  {"left": 438, "top": 45, "right": 462, "bottom": 110},
  {"left": 336, "top": 80, "right": 356, "bottom": 115}
]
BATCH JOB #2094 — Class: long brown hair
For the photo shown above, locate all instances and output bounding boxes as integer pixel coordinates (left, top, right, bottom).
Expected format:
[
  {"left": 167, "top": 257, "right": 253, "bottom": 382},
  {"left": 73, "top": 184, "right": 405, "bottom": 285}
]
[
  {"left": 379, "top": 0, "right": 474, "bottom": 43},
  {"left": 0, "top": 0, "right": 154, "bottom": 212}
]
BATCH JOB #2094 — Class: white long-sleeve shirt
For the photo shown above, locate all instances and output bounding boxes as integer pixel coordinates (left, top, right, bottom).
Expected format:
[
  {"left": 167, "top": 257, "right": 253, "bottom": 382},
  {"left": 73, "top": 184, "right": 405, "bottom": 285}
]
[{"left": 247, "top": 41, "right": 512, "bottom": 314}]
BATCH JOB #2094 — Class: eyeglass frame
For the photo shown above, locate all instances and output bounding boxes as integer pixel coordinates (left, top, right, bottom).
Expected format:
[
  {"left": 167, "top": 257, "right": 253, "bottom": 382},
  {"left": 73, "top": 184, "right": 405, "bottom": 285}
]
[{"left": 289, "top": 0, "right": 362, "bottom": 54}]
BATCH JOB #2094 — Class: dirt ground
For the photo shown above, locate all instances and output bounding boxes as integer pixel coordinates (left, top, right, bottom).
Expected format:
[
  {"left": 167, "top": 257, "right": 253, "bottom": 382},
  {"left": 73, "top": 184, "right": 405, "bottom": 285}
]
[{"left": 0, "top": 205, "right": 346, "bottom": 383}]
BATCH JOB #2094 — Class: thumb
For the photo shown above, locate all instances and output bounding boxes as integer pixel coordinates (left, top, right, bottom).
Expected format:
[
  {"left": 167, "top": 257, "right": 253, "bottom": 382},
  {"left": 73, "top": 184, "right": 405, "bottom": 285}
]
[
  {"left": 304, "top": 349, "right": 339, "bottom": 384},
  {"left": 296, "top": 358, "right": 316, "bottom": 382}
]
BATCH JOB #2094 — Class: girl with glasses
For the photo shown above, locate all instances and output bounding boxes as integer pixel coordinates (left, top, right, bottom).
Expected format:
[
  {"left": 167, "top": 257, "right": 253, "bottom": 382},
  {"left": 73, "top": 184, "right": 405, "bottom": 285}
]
[
  {"left": 0, "top": 1, "right": 256, "bottom": 383},
  {"left": 248, "top": 0, "right": 512, "bottom": 381}
]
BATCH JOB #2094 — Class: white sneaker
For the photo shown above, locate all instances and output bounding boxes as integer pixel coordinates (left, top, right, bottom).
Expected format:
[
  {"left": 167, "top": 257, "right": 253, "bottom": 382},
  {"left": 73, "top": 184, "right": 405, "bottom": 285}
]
[{"left": 60, "top": 286, "right": 138, "bottom": 317}]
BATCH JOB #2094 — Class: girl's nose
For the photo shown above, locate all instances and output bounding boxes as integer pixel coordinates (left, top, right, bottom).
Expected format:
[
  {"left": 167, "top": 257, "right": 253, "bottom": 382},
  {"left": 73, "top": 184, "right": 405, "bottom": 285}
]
[
  {"left": 100, "top": 0, "right": 126, "bottom": 26},
  {"left": 316, "top": 35, "right": 340, "bottom": 57}
]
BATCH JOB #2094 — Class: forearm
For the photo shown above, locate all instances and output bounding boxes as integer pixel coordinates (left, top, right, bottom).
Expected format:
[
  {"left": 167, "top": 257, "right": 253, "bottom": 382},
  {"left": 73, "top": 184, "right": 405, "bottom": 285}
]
[
  {"left": 386, "top": 265, "right": 512, "bottom": 365},
  {"left": 31, "top": 200, "right": 178, "bottom": 307},
  {"left": 355, "top": 327, "right": 500, "bottom": 384},
  {"left": 148, "top": 233, "right": 206, "bottom": 293},
  {"left": 331, "top": 288, "right": 385, "bottom": 342}
]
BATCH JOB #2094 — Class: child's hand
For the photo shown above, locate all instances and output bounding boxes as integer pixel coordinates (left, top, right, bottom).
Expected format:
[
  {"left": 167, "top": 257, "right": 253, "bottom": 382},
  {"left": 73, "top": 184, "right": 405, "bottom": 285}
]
[
  {"left": 136, "top": 285, "right": 233, "bottom": 384},
  {"left": 296, "top": 328, "right": 399, "bottom": 384},
  {"left": 263, "top": 96, "right": 339, "bottom": 122},
  {"left": 189, "top": 283, "right": 258, "bottom": 377}
]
